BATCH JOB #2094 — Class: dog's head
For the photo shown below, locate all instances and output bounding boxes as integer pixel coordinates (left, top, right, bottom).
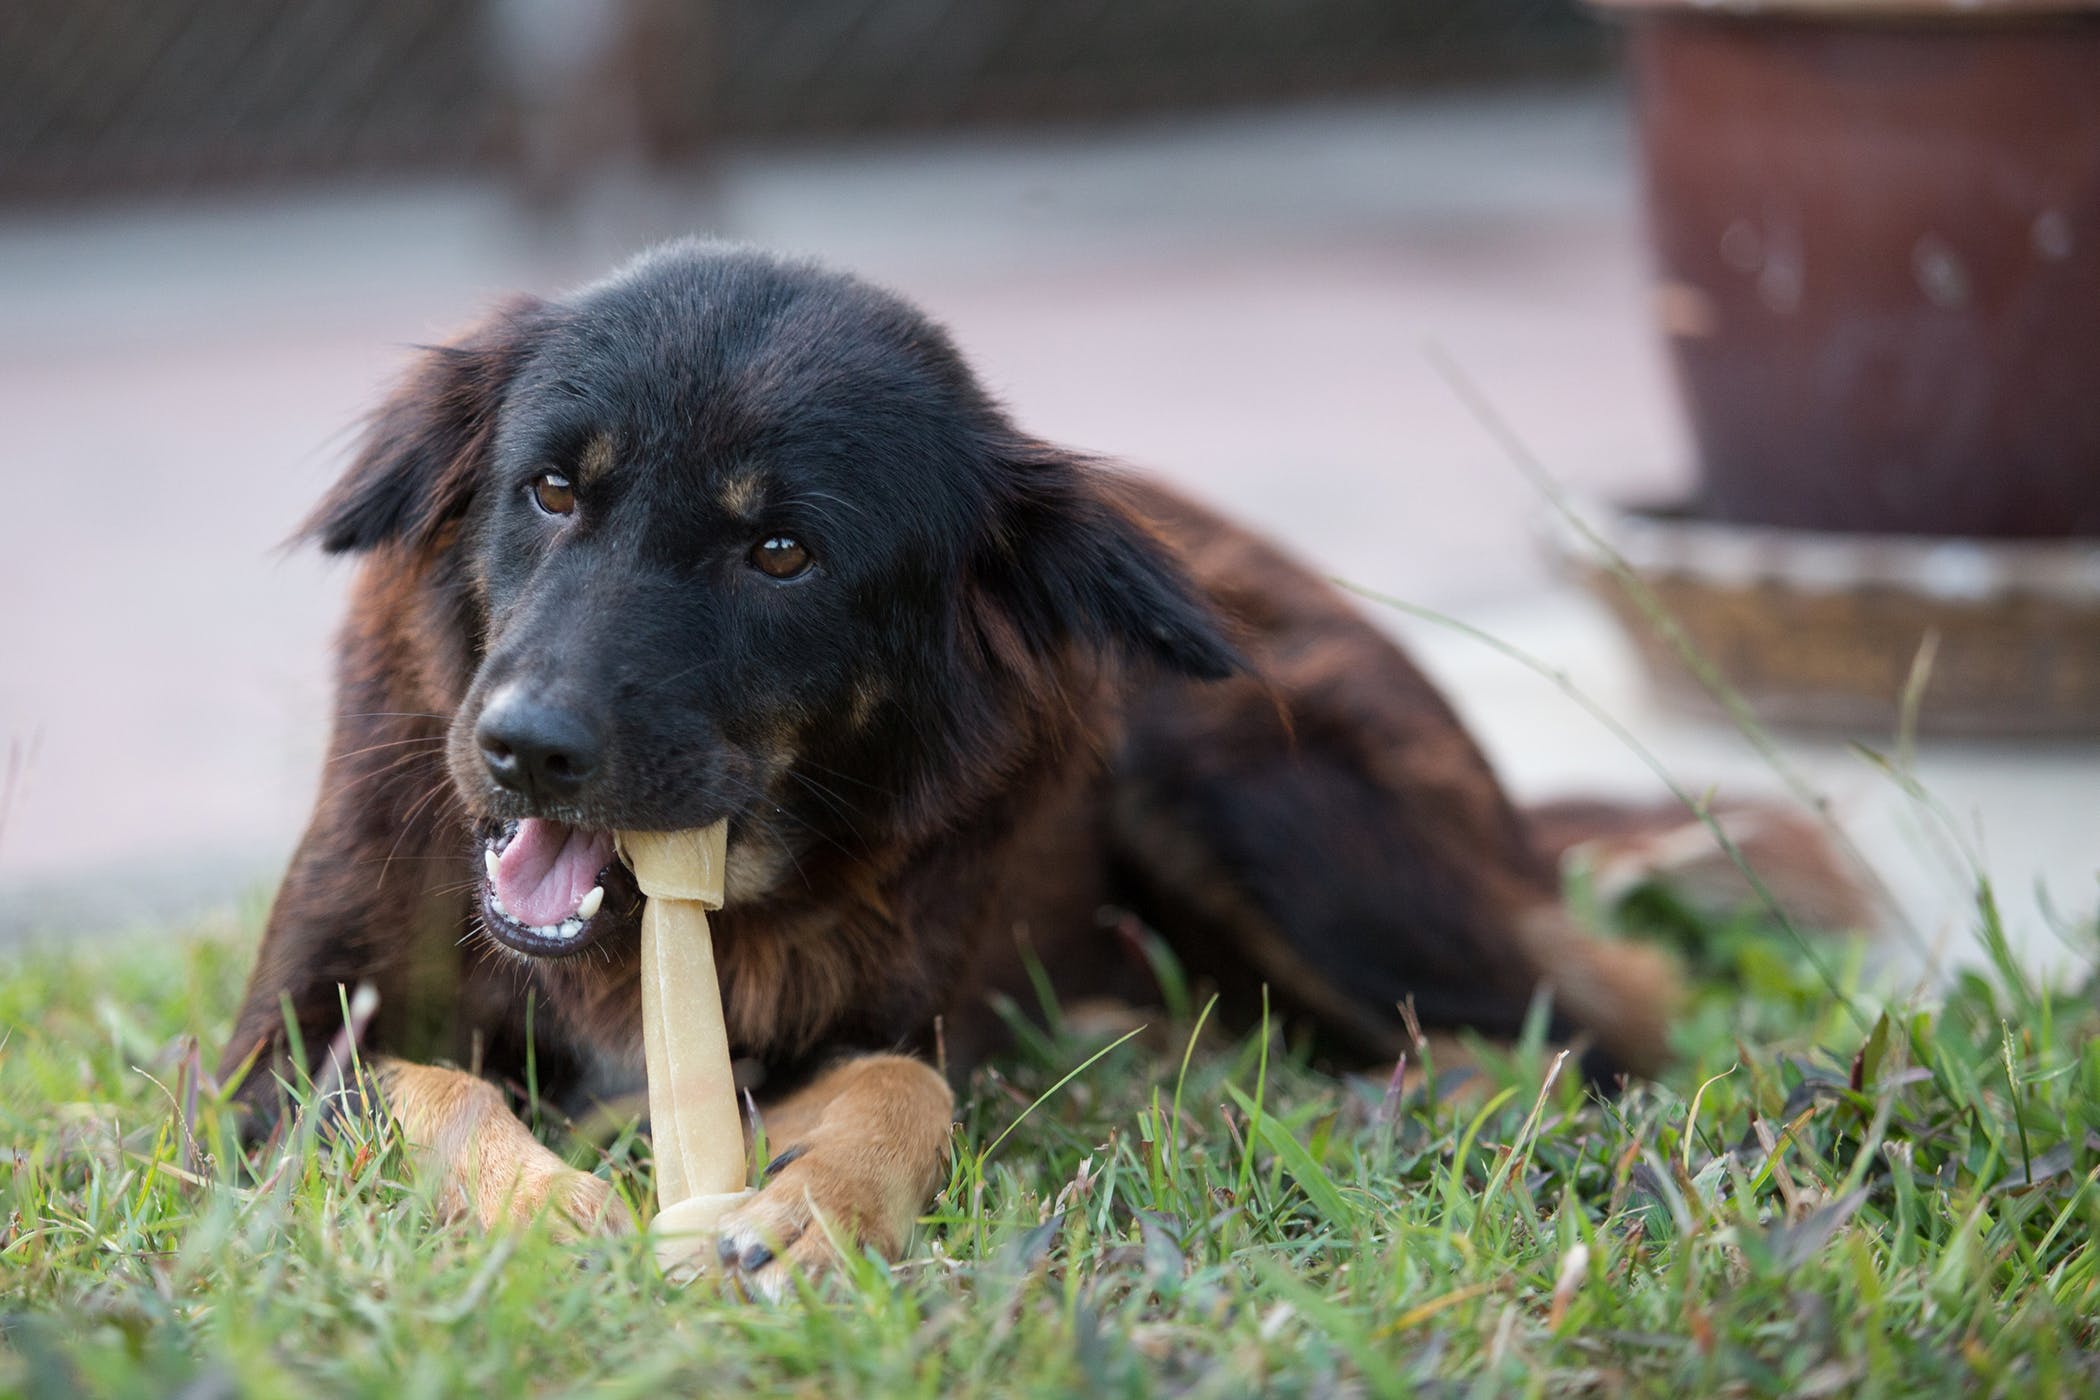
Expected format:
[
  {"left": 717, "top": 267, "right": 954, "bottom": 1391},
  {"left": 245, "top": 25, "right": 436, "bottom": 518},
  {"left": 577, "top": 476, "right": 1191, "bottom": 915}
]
[{"left": 311, "top": 242, "right": 1238, "bottom": 957}]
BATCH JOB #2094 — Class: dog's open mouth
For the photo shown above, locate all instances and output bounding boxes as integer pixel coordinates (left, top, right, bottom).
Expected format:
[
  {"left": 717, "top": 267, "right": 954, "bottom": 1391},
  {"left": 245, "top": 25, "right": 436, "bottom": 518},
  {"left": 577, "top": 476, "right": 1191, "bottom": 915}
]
[{"left": 478, "top": 819, "right": 620, "bottom": 957}]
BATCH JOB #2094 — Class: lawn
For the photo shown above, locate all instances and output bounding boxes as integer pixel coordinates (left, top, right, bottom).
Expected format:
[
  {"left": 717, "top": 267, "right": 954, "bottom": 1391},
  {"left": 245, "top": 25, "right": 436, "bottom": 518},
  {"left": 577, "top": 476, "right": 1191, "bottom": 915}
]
[{"left": 3, "top": 861, "right": 2096, "bottom": 1398}]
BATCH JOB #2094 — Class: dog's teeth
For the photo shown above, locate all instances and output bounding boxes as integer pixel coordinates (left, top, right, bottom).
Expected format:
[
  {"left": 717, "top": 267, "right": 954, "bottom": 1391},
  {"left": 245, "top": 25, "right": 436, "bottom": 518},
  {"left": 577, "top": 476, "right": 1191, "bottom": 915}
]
[
  {"left": 484, "top": 848, "right": 500, "bottom": 882},
  {"left": 491, "top": 893, "right": 509, "bottom": 917},
  {"left": 577, "top": 885, "right": 604, "bottom": 920}
]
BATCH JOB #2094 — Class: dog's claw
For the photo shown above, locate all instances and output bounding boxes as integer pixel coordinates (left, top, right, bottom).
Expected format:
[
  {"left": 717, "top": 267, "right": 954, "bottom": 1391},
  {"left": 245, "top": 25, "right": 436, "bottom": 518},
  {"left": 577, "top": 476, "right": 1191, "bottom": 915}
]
[
  {"left": 712, "top": 1226, "right": 776, "bottom": 1276},
  {"left": 697, "top": 1212, "right": 791, "bottom": 1299}
]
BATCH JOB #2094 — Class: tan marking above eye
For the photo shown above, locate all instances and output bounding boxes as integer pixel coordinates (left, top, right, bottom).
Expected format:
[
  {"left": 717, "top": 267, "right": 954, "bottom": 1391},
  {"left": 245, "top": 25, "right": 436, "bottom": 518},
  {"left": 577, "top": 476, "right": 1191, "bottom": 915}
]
[
  {"left": 575, "top": 435, "right": 617, "bottom": 488},
  {"left": 532, "top": 471, "right": 576, "bottom": 516},
  {"left": 718, "top": 472, "right": 765, "bottom": 518},
  {"left": 750, "top": 535, "right": 812, "bottom": 579}
]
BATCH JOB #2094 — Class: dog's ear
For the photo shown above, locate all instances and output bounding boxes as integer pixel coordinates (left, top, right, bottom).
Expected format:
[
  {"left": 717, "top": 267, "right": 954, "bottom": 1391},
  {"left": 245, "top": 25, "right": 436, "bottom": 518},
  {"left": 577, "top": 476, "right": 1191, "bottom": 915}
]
[
  {"left": 980, "top": 448, "right": 1243, "bottom": 681},
  {"left": 303, "top": 297, "right": 545, "bottom": 554}
]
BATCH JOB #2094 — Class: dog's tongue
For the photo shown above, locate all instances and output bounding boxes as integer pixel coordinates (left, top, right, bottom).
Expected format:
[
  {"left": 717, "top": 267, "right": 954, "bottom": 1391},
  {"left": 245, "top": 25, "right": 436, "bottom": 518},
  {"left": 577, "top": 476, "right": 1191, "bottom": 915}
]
[{"left": 495, "top": 820, "right": 615, "bottom": 928}]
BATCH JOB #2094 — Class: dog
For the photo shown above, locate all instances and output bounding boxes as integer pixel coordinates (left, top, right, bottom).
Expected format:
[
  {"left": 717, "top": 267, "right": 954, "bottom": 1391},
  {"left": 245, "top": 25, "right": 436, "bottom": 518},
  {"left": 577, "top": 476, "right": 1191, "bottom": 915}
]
[{"left": 219, "top": 240, "right": 1836, "bottom": 1293}]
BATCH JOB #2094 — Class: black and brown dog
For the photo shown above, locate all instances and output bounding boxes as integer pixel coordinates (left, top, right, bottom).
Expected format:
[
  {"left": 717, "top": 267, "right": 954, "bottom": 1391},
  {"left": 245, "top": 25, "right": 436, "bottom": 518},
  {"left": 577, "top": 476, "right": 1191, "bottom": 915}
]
[{"left": 223, "top": 241, "right": 1799, "bottom": 1292}]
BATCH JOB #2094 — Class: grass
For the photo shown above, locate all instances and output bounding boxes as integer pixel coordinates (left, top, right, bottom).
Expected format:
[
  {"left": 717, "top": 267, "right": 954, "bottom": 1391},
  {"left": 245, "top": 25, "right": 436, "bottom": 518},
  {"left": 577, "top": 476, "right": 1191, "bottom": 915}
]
[{"left": 3, "top": 877, "right": 2097, "bottom": 1398}]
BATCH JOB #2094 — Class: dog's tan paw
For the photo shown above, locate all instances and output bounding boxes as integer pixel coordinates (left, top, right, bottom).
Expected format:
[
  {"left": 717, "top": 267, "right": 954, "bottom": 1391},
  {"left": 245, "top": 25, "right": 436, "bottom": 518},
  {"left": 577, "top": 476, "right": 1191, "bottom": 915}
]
[
  {"left": 680, "top": 1053, "right": 953, "bottom": 1298},
  {"left": 542, "top": 1167, "right": 633, "bottom": 1242},
  {"left": 712, "top": 1146, "right": 906, "bottom": 1299},
  {"left": 373, "top": 1058, "right": 635, "bottom": 1242}
]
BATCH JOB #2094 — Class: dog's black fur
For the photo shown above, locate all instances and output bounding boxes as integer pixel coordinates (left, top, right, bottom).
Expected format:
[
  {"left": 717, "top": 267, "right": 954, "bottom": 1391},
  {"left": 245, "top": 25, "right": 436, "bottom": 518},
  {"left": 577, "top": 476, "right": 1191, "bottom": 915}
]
[{"left": 223, "top": 241, "right": 1683, "bottom": 1281}]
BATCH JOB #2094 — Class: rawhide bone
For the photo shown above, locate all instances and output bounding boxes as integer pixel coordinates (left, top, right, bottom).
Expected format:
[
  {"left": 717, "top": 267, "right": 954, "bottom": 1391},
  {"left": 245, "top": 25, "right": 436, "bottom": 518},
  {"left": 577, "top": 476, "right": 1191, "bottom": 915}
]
[{"left": 615, "top": 822, "right": 749, "bottom": 1274}]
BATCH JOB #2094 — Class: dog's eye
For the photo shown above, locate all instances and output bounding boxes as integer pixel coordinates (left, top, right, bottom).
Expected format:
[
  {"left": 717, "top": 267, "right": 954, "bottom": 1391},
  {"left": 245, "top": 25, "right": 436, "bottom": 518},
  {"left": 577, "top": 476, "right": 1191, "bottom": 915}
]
[
  {"left": 530, "top": 472, "right": 576, "bottom": 517},
  {"left": 749, "top": 535, "right": 812, "bottom": 580}
]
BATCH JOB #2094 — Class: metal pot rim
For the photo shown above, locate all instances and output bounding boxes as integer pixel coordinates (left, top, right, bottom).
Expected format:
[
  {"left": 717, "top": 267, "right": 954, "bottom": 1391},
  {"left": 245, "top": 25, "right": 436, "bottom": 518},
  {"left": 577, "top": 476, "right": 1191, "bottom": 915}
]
[{"left": 1546, "top": 498, "right": 2100, "bottom": 605}]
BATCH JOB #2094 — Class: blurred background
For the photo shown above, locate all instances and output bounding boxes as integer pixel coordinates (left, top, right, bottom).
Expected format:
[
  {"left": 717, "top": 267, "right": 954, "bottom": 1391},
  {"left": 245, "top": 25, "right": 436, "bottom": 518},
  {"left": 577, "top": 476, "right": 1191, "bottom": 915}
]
[{"left": 1, "top": 0, "right": 2094, "bottom": 981}]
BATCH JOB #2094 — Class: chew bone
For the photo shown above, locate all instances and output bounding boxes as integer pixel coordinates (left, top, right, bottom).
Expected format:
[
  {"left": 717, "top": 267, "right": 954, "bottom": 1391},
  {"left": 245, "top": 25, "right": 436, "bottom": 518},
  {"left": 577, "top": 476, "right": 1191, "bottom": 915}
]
[{"left": 616, "top": 822, "right": 748, "bottom": 1274}]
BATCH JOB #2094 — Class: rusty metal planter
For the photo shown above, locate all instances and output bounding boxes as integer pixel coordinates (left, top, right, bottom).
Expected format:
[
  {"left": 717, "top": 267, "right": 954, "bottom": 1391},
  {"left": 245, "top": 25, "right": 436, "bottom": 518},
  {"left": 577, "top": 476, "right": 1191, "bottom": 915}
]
[
  {"left": 1600, "top": 0, "right": 2100, "bottom": 537},
  {"left": 1582, "top": 0, "right": 2100, "bottom": 732}
]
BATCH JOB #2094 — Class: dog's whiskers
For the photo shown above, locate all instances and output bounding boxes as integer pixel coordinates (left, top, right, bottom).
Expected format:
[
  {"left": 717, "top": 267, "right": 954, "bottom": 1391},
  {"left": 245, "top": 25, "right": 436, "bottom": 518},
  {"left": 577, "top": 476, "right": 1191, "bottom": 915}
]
[
  {"left": 637, "top": 653, "right": 727, "bottom": 698},
  {"left": 791, "top": 754, "right": 898, "bottom": 799},
  {"left": 776, "top": 490, "right": 869, "bottom": 524},
  {"left": 780, "top": 769, "right": 858, "bottom": 828},
  {"left": 327, "top": 736, "right": 448, "bottom": 764},
  {"left": 324, "top": 746, "right": 451, "bottom": 803},
  {"left": 371, "top": 778, "right": 465, "bottom": 890}
]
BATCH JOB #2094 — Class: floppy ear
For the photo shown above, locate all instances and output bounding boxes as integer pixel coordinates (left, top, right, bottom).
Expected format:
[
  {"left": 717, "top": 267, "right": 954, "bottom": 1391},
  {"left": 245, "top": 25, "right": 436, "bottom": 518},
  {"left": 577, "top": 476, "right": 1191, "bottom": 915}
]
[
  {"left": 303, "top": 297, "right": 545, "bottom": 554},
  {"left": 979, "top": 448, "right": 1243, "bottom": 681}
]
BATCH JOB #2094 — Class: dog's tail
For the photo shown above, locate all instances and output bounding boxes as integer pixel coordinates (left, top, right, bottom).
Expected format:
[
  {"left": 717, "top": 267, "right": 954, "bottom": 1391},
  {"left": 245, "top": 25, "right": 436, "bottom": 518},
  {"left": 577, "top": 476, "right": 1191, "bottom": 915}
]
[
  {"left": 1512, "top": 797, "right": 1877, "bottom": 1077},
  {"left": 1526, "top": 796, "right": 1880, "bottom": 935}
]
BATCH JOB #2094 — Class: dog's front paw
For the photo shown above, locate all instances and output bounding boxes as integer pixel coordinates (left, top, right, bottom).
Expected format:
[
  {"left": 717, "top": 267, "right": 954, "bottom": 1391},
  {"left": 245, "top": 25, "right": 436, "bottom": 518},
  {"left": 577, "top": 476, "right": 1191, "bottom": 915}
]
[
  {"left": 546, "top": 1167, "right": 633, "bottom": 1243},
  {"left": 686, "top": 1053, "right": 953, "bottom": 1298},
  {"left": 710, "top": 1145, "right": 915, "bottom": 1300}
]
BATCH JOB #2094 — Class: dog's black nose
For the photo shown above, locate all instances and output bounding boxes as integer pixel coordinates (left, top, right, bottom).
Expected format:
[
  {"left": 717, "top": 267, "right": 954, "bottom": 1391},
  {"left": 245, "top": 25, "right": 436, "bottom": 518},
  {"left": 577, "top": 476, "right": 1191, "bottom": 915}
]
[{"left": 476, "top": 686, "right": 603, "bottom": 801}]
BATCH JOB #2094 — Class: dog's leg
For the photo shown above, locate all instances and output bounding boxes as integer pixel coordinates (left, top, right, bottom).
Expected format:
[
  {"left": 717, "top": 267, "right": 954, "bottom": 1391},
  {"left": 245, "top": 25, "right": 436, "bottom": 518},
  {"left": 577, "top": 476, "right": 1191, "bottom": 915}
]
[
  {"left": 1108, "top": 631, "right": 1679, "bottom": 1078},
  {"left": 218, "top": 692, "right": 476, "bottom": 1138},
  {"left": 369, "top": 1058, "right": 631, "bottom": 1240},
  {"left": 713, "top": 1054, "right": 954, "bottom": 1297},
  {"left": 1094, "top": 482, "right": 1689, "bottom": 1077}
]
